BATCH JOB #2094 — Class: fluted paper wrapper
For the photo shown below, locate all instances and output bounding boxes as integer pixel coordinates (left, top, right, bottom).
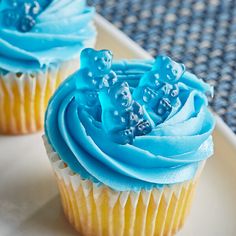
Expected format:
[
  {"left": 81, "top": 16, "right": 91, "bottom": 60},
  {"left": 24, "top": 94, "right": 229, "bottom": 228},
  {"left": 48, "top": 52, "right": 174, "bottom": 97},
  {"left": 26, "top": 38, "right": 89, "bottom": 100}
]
[
  {"left": 0, "top": 59, "right": 80, "bottom": 134},
  {"left": 0, "top": 38, "right": 96, "bottom": 134},
  {"left": 43, "top": 136, "right": 205, "bottom": 236}
]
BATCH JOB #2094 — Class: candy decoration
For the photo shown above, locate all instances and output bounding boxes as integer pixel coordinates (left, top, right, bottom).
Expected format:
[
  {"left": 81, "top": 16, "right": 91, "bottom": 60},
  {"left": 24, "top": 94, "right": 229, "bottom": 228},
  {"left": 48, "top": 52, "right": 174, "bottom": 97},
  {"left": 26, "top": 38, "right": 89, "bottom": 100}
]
[
  {"left": 18, "top": 14, "right": 35, "bottom": 32},
  {"left": 0, "top": 0, "right": 52, "bottom": 32},
  {"left": 99, "top": 82, "right": 152, "bottom": 145},
  {"left": 75, "top": 48, "right": 117, "bottom": 120},
  {"left": 133, "top": 55, "right": 185, "bottom": 124}
]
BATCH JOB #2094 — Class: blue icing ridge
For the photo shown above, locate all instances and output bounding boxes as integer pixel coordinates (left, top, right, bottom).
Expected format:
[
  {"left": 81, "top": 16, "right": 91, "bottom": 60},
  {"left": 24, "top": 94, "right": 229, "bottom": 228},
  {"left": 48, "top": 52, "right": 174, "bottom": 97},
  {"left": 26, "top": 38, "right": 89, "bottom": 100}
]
[
  {"left": 45, "top": 48, "right": 215, "bottom": 191},
  {"left": 0, "top": 0, "right": 96, "bottom": 73}
]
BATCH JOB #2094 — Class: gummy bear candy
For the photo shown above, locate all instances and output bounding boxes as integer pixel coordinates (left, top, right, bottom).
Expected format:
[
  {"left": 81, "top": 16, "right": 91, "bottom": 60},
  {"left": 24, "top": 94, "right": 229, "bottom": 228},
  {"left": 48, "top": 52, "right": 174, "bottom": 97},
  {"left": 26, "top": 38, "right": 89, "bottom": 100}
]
[
  {"left": 133, "top": 55, "right": 185, "bottom": 125},
  {"left": 154, "top": 55, "right": 185, "bottom": 85},
  {"left": 19, "top": 14, "right": 35, "bottom": 32},
  {"left": 0, "top": 0, "right": 51, "bottom": 32},
  {"left": 99, "top": 81, "right": 152, "bottom": 145},
  {"left": 75, "top": 48, "right": 117, "bottom": 120}
]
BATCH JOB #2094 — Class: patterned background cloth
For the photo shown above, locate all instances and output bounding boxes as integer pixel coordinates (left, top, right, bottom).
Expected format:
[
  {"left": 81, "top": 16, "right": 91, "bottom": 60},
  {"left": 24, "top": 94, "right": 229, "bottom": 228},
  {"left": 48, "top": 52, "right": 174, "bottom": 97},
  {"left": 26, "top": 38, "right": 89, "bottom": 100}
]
[{"left": 88, "top": 0, "right": 236, "bottom": 133}]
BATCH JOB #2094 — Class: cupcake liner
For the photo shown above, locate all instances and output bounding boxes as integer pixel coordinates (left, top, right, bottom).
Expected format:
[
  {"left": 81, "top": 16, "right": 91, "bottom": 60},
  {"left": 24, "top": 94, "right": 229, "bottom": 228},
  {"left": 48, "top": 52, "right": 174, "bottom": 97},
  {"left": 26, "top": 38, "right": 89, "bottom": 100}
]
[
  {"left": 43, "top": 136, "right": 205, "bottom": 236},
  {"left": 0, "top": 36, "right": 96, "bottom": 135},
  {"left": 0, "top": 59, "right": 81, "bottom": 134}
]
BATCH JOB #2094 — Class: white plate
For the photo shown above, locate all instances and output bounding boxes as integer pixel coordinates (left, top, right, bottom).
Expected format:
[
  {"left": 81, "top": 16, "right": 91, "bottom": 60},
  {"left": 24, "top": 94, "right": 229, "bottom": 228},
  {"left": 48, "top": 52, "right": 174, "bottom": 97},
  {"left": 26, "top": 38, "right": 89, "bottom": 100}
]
[{"left": 0, "top": 15, "right": 236, "bottom": 236}]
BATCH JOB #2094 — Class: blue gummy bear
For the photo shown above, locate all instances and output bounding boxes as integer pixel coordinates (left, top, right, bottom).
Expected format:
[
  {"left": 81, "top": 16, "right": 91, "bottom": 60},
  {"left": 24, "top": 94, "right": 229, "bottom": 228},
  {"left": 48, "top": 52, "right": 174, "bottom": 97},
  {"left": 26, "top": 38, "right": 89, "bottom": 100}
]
[
  {"left": 28, "top": 1, "right": 41, "bottom": 16},
  {"left": 99, "top": 81, "right": 152, "bottom": 145},
  {"left": 154, "top": 97, "right": 172, "bottom": 123},
  {"left": 18, "top": 14, "right": 35, "bottom": 32},
  {"left": 1, "top": 0, "right": 51, "bottom": 32},
  {"left": 76, "top": 47, "right": 116, "bottom": 91},
  {"left": 80, "top": 48, "right": 114, "bottom": 79},
  {"left": 133, "top": 55, "right": 185, "bottom": 124},
  {"left": 154, "top": 55, "right": 185, "bottom": 85},
  {"left": 75, "top": 48, "right": 117, "bottom": 120}
]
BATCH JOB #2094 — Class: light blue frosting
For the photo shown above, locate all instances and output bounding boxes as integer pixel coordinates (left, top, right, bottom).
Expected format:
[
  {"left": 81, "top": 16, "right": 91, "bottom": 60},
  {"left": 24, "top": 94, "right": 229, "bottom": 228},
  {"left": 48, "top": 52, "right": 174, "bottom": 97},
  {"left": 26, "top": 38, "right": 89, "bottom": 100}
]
[
  {"left": 0, "top": 0, "right": 96, "bottom": 73},
  {"left": 45, "top": 59, "right": 215, "bottom": 191}
]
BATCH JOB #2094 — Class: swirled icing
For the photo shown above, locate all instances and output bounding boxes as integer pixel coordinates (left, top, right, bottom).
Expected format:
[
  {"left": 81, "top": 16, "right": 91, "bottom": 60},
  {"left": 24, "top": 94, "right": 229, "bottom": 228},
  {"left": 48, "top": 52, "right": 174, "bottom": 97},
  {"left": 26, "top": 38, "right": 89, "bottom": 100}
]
[
  {"left": 45, "top": 54, "right": 215, "bottom": 191},
  {"left": 0, "top": 0, "right": 96, "bottom": 73}
]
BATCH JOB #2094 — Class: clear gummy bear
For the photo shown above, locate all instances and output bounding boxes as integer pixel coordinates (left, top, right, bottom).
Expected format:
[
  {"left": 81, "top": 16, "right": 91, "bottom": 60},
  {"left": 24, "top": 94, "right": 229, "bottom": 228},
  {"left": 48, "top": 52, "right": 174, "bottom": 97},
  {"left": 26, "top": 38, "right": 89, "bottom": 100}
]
[
  {"left": 99, "top": 81, "right": 152, "bottom": 145},
  {"left": 133, "top": 55, "right": 185, "bottom": 124}
]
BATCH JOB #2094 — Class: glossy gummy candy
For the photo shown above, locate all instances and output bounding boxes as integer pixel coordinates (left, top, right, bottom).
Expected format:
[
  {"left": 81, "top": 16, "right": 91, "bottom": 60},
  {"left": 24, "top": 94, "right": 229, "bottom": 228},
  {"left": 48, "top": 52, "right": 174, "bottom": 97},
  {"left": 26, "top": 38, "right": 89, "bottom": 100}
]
[
  {"left": 75, "top": 48, "right": 117, "bottom": 120},
  {"left": 99, "top": 81, "right": 152, "bottom": 145},
  {"left": 1, "top": 0, "right": 51, "bottom": 32},
  {"left": 133, "top": 55, "right": 185, "bottom": 124},
  {"left": 18, "top": 14, "right": 35, "bottom": 32},
  {"left": 76, "top": 48, "right": 116, "bottom": 93}
]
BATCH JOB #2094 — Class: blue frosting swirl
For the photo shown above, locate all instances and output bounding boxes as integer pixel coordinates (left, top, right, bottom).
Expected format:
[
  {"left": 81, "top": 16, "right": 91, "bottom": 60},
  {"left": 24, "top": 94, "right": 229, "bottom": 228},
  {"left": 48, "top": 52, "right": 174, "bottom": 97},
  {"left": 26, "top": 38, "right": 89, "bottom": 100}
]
[
  {"left": 45, "top": 59, "right": 215, "bottom": 191},
  {"left": 0, "top": 0, "right": 96, "bottom": 73}
]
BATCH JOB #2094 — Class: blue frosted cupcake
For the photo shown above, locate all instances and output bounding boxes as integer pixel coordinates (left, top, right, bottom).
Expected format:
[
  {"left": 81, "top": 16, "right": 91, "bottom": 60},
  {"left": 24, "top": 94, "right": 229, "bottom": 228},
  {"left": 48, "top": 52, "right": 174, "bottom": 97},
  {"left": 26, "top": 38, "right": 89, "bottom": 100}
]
[
  {"left": 0, "top": 0, "right": 96, "bottom": 134},
  {"left": 44, "top": 48, "right": 215, "bottom": 236}
]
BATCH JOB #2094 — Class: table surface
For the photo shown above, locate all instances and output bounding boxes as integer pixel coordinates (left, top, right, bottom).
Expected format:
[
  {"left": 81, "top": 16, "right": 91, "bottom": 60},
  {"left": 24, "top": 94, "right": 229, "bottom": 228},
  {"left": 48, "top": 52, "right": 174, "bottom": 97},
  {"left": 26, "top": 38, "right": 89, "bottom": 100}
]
[{"left": 88, "top": 0, "right": 236, "bottom": 133}]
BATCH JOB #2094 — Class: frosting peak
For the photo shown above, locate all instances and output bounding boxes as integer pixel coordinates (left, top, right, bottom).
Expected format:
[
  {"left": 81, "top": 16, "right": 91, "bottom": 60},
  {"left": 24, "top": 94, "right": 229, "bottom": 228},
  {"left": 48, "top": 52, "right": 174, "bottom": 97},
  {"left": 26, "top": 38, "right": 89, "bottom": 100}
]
[
  {"left": 0, "top": 0, "right": 96, "bottom": 73},
  {"left": 45, "top": 49, "right": 215, "bottom": 191}
]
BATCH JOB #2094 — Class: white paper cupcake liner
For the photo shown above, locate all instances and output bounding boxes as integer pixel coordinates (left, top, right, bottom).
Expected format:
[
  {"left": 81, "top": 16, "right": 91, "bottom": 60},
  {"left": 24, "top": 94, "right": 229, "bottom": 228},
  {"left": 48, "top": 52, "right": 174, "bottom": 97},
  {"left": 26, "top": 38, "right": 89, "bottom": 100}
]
[
  {"left": 0, "top": 36, "right": 96, "bottom": 135},
  {"left": 43, "top": 136, "right": 205, "bottom": 236}
]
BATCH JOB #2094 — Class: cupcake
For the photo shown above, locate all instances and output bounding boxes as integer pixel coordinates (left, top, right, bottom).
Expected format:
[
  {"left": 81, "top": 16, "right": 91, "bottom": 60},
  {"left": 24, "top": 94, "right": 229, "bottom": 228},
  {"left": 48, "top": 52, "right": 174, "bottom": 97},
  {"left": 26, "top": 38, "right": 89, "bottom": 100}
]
[
  {"left": 0, "top": 0, "right": 96, "bottom": 134},
  {"left": 43, "top": 48, "right": 215, "bottom": 236}
]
